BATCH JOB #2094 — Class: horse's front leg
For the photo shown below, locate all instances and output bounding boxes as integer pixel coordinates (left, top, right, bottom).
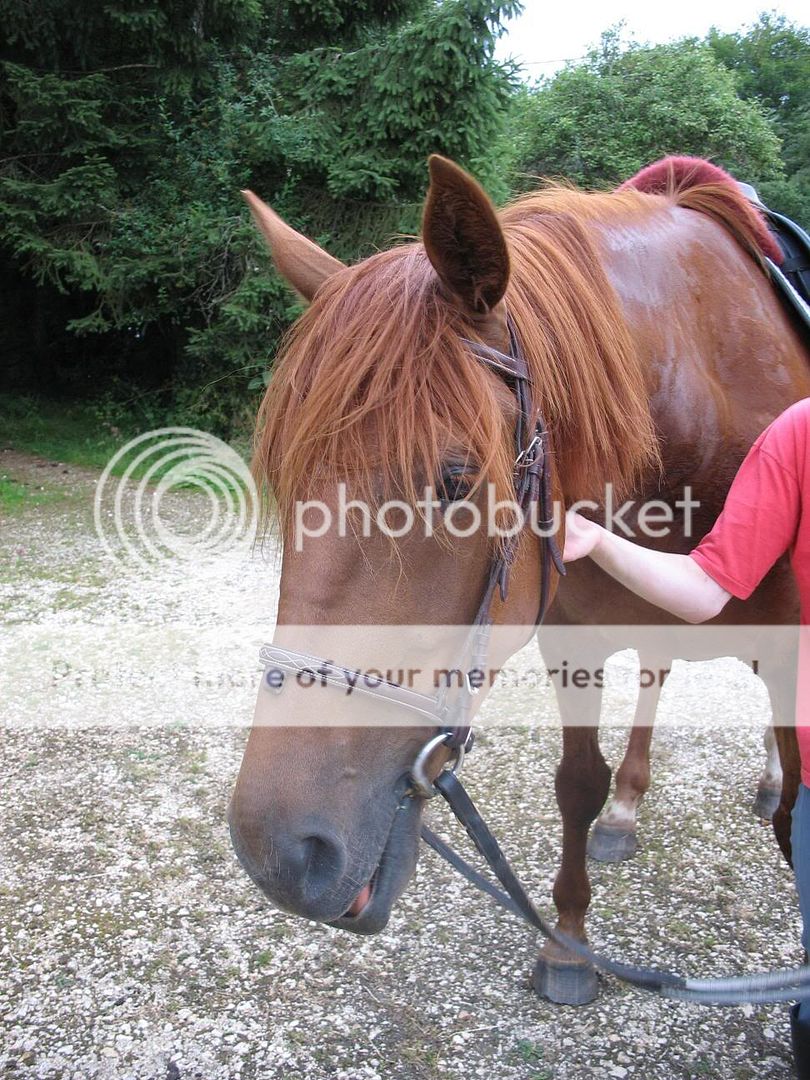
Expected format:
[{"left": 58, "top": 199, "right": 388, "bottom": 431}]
[{"left": 533, "top": 720, "right": 610, "bottom": 1005}]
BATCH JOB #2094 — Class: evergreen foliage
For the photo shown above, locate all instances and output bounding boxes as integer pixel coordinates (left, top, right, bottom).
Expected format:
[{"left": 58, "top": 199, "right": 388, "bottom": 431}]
[{"left": 1, "top": 0, "right": 516, "bottom": 430}]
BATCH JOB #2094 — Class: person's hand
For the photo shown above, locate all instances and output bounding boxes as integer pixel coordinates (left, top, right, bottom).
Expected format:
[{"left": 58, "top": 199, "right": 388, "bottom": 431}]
[{"left": 563, "top": 509, "right": 603, "bottom": 562}]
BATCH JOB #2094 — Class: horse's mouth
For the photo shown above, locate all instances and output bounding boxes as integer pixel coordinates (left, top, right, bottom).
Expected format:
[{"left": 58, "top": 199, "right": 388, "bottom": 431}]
[
  {"left": 342, "top": 869, "right": 378, "bottom": 919},
  {"left": 329, "top": 791, "right": 421, "bottom": 935}
]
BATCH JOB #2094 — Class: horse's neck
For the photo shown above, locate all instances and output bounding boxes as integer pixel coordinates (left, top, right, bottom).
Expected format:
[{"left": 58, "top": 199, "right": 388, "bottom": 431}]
[{"left": 598, "top": 204, "right": 810, "bottom": 495}]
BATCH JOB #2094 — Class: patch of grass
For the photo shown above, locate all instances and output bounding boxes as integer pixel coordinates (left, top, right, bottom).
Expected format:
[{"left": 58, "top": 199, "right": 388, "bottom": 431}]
[
  {"left": 184, "top": 748, "right": 208, "bottom": 776},
  {"left": 515, "top": 1040, "right": 552, "bottom": 1076},
  {"left": 127, "top": 748, "right": 163, "bottom": 763},
  {"left": 0, "top": 394, "right": 125, "bottom": 471},
  {"left": 51, "top": 586, "right": 95, "bottom": 610},
  {"left": 0, "top": 393, "right": 251, "bottom": 487},
  {"left": 0, "top": 474, "right": 66, "bottom": 516},
  {"left": 516, "top": 1040, "right": 544, "bottom": 1063},
  {"left": 691, "top": 1058, "right": 714, "bottom": 1075}
]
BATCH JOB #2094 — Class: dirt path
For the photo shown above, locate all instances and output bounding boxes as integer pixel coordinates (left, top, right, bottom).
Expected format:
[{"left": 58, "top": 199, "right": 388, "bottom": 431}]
[{"left": 0, "top": 451, "right": 802, "bottom": 1079}]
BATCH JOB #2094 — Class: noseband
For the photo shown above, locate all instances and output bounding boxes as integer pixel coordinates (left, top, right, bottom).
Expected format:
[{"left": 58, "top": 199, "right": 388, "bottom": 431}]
[{"left": 260, "top": 317, "right": 566, "bottom": 791}]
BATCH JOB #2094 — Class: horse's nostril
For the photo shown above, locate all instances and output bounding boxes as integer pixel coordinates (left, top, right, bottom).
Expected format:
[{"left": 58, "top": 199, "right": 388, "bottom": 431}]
[
  {"left": 300, "top": 830, "right": 346, "bottom": 879},
  {"left": 277, "top": 822, "right": 348, "bottom": 902}
]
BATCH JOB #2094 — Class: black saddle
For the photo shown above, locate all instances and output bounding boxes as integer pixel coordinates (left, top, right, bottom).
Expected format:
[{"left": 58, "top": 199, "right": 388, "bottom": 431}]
[
  {"left": 762, "top": 204, "right": 810, "bottom": 333},
  {"left": 738, "top": 181, "right": 810, "bottom": 332}
]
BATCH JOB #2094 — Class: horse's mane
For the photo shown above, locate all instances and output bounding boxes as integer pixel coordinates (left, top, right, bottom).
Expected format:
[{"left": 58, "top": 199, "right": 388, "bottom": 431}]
[
  {"left": 619, "top": 155, "right": 783, "bottom": 266},
  {"left": 253, "top": 157, "right": 777, "bottom": 535}
]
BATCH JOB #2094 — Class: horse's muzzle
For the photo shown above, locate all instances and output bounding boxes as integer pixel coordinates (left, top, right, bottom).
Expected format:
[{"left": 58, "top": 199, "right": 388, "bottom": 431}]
[{"left": 228, "top": 783, "right": 423, "bottom": 932}]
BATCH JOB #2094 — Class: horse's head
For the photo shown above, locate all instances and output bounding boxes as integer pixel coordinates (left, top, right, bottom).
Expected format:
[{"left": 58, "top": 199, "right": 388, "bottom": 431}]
[
  {"left": 228, "top": 157, "right": 656, "bottom": 931},
  {"left": 227, "top": 157, "right": 548, "bottom": 931}
]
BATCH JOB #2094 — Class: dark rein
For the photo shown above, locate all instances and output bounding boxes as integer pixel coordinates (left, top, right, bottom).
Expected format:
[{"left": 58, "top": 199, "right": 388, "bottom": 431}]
[{"left": 261, "top": 319, "right": 810, "bottom": 1006}]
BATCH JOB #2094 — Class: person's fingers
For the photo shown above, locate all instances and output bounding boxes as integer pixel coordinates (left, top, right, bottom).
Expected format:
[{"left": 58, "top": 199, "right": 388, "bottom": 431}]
[{"left": 563, "top": 510, "right": 596, "bottom": 562}]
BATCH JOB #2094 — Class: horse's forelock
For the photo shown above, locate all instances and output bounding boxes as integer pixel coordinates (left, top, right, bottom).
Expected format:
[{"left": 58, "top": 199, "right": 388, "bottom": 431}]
[
  {"left": 252, "top": 244, "right": 515, "bottom": 538},
  {"left": 253, "top": 185, "right": 665, "bottom": 535}
]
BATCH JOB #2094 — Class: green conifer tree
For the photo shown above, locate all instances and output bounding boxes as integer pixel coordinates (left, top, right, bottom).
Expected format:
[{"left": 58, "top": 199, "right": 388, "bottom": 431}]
[{"left": 0, "top": 0, "right": 518, "bottom": 430}]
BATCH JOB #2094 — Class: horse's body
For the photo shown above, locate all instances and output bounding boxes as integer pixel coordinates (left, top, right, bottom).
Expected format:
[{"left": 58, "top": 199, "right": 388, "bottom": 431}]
[
  {"left": 520, "top": 170, "right": 809, "bottom": 1000},
  {"left": 545, "top": 174, "right": 808, "bottom": 873},
  {"left": 230, "top": 156, "right": 810, "bottom": 1002}
]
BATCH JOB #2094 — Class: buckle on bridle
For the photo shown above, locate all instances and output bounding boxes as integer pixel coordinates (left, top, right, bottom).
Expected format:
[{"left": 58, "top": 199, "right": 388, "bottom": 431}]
[
  {"left": 410, "top": 732, "right": 466, "bottom": 799},
  {"left": 514, "top": 433, "right": 542, "bottom": 469},
  {"left": 464, "top": 671, "right": 481, "bottom": 696}
]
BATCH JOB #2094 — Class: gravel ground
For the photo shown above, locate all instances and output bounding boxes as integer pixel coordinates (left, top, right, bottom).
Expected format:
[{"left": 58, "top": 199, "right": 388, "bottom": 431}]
[{"left": 0, "top": 449, "right": 803, "bottom": 1079}]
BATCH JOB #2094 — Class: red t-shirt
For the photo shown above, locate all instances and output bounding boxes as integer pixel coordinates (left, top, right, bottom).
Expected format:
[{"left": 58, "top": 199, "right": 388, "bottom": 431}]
[{"left": 690, "top": 398, "right": 810, "bottom": 782}]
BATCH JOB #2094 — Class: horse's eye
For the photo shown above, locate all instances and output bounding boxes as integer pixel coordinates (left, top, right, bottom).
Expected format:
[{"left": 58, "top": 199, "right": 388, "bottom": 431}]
[{"left": 437, "top": 466, "right": 474, "bottom": 504}]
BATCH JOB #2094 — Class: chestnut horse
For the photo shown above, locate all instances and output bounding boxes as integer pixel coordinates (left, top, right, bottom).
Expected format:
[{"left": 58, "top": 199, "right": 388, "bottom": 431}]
[{"left": 229, "top": 155, "right": 810, "bottom": 1004}]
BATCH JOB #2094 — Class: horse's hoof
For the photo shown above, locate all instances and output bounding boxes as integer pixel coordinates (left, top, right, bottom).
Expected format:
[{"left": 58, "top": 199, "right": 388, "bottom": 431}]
[
  {"left": 752, "top": 785, "right": 781, "bottom": 821},
  {"left": 587, "top": 822, "right": 638, "bottom": 863},
  {"left": 531, "top": 954, "right": 598, "bottom": 1005}
]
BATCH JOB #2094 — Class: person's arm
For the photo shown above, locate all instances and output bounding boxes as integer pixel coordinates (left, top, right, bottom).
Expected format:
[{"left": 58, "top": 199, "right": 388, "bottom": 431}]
[
  {"left": 564, "top": 512, "right": 731, "bottom": 624},
  {"left": 564, "top": 401, "right": 805, "bottom": 625}
]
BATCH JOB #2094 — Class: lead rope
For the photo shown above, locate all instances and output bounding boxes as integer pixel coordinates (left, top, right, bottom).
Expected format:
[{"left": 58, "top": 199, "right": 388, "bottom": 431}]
[{"left": 420, "top": 770, "right": 810, "bottom": 1005}]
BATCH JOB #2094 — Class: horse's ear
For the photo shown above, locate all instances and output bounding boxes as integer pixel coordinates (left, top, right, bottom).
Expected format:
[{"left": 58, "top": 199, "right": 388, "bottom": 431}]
[
  {"left": 241, "top": 190, "right": 345, "bottom": 301},
  {"left": 422, "top": 155, "right": 510, "bottom": 316}
]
